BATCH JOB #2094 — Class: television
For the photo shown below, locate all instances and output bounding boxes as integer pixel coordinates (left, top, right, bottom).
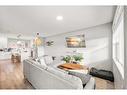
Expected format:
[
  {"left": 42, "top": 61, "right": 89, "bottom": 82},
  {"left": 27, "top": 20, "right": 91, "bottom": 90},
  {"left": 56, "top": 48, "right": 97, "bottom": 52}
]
[{"left": 66, "top": 35, "right": 86, "bottom": 48}]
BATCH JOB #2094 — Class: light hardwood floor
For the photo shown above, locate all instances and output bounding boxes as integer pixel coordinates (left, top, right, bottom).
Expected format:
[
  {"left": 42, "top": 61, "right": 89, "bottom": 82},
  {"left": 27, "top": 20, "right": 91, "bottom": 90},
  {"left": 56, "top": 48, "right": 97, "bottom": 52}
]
[
  {"left": 0, "top": 59, "right": 114, "bottom": 89},
  {"left": 94, "top": 77, "right": 114, "bottom": 89},
  {"left": 0, "top": 59, "right": 33, "bottom": 89}
]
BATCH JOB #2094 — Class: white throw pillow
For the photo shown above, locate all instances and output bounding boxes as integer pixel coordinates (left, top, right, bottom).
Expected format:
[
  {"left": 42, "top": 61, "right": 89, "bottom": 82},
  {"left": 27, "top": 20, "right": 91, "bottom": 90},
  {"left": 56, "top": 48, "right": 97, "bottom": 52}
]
[
  {"left": 36, "top": 63, "right": 47, "bottom": 70},
  {"left": 40, "top": 58, "right": 47, "bottom": 67},
  {"left": 48, "top": 57, "right": 62, "bottom": 67},
  {"left": 44, "top": 56, "right": 53, "bottom": 65}
]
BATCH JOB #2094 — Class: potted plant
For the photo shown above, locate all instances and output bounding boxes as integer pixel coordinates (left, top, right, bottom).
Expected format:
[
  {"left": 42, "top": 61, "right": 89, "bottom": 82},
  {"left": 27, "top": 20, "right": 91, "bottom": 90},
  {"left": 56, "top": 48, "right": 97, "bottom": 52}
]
[
  {"left": 73, "top": 54, "right": 84, "bottom": 64},
  {"left": 62, "top": 55, "right": 72, "bottom": 63}
]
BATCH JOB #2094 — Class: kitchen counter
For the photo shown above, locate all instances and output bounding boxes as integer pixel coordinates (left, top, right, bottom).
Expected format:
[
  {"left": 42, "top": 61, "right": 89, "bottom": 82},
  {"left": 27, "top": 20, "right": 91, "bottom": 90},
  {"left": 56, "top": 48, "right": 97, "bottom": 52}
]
[{"left": 0, "top": 52, "right": 12, "bottom": 60}]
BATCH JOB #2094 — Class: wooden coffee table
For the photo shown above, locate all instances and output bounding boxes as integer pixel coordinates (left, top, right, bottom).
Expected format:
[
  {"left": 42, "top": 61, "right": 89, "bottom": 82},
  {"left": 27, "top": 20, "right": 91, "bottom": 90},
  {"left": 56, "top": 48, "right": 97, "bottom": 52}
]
[{"left": 57, "top": 63, "right": 88, "bottom": 71}]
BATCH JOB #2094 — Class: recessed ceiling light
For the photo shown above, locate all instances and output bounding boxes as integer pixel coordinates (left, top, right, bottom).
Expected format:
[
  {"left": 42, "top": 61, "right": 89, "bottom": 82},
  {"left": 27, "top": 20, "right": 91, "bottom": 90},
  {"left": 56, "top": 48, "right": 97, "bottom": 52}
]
[{"left": 56, "top": 16, "right": 63, "bottom": 21}]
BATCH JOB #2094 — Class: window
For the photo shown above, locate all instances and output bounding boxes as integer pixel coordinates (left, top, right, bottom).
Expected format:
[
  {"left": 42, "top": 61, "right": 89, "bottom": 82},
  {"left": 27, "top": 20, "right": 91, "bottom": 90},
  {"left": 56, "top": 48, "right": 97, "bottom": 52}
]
[{"left": 113, "top": 9, "right": 124, "bottom": 77}]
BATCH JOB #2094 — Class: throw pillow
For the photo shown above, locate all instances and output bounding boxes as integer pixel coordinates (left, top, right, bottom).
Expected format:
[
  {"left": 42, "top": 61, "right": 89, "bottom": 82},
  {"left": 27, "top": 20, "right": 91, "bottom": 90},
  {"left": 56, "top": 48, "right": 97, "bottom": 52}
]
[
  {"left": 40, "top": 58, "right": 47, "bottom": 67},
  {"left": 44, "top": 56, "right": 53, "bottom": 65}
]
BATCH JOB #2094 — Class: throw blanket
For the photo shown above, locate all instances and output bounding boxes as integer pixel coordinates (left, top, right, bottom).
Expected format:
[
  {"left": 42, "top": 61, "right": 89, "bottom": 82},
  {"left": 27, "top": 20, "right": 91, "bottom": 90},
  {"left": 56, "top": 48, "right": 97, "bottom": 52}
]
[{"left": 68, "top": 70, "right": 91, "bottom": 85}]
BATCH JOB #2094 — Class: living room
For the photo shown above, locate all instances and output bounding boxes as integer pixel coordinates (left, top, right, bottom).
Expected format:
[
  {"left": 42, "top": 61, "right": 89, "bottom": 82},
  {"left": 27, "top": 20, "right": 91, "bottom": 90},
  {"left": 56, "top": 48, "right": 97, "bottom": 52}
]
[{"left": 0, "top": 6, "right": 126, "bottom": 89}]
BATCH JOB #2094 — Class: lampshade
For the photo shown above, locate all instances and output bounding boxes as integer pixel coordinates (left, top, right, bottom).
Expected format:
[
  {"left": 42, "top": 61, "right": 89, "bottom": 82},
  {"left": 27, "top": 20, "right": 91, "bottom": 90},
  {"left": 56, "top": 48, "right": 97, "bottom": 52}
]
[
  {"left": 34, "top": 33, "right": 42, "bottom": 46},
  {"left": 34, "top": 37, "right": 42, "bottom": 46},
  {"left": 17, "top": 34, "right": 22, "bottom": 46}
]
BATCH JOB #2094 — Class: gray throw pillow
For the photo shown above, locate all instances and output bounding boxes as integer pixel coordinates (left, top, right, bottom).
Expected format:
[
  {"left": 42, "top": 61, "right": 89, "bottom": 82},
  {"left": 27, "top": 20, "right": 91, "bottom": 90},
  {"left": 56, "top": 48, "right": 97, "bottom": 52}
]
[{"left": 68, "top": 71, "right": 91, "bottom": 85}]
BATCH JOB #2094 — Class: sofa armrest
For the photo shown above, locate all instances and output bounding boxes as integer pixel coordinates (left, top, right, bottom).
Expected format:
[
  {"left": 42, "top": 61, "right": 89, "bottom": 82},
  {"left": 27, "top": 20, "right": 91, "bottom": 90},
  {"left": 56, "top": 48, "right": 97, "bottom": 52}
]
[{"left": 84, "top": 77, "right": 95, "bottom": 89}]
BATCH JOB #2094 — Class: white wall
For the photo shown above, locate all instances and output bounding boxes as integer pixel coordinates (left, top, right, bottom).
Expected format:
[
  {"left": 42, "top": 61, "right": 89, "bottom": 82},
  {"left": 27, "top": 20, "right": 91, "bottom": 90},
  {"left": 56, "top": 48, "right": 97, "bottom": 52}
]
[
  {"left": 44, "top": 23, "right": 112, "bottom": 71},
  {"left": 0, "top": 33, "right": 7, "bottom": 48}
]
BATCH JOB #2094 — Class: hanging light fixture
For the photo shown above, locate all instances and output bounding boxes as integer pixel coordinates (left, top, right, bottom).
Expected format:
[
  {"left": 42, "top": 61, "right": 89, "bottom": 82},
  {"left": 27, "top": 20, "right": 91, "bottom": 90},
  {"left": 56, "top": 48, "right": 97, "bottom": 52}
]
[
  {"left": 17, "top": 34, "right": 22, "bottom": 46},
  {"left": 34, "top": 33, "right": 42, "bottom": 46}
]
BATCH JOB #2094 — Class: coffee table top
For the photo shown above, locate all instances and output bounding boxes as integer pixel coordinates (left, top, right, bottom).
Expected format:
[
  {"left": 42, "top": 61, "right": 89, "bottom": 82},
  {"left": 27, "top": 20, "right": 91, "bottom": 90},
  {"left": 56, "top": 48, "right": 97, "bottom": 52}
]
[{"left": 57, "top": 63, "right": 88, "bottom": 70}]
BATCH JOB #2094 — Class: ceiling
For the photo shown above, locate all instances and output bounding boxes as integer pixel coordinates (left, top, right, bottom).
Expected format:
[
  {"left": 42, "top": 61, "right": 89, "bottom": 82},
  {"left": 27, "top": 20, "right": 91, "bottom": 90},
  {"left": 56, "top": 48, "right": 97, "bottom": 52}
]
[{"left": 0, "top": 6, "right": 116, "bottom": 37}]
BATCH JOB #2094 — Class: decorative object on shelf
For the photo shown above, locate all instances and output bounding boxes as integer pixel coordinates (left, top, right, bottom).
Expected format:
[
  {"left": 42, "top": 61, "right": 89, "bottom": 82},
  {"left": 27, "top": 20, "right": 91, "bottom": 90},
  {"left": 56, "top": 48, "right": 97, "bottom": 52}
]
[
  {"left": 33, "top": 33, "right": 43, "bottom": 59},
  {"left": 66, "top": 35, "right": 86, "bottom": 48},
  {"left": 46, "top": 41, "right": 54, "bottom": 46}
]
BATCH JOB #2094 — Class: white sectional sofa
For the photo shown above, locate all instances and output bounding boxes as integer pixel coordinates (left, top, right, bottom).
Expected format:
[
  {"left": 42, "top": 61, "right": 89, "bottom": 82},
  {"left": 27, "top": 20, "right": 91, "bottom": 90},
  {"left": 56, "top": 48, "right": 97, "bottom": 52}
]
[{"left": 23, "top": 59, "right": 95, "bottom": 89}]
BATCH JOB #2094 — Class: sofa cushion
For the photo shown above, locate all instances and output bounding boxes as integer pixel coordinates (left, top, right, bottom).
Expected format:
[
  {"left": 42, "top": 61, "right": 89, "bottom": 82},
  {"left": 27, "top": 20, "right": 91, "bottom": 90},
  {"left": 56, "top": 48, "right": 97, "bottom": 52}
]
[{"left": 46, "top": 66, "right": 83, "bottom": 89}]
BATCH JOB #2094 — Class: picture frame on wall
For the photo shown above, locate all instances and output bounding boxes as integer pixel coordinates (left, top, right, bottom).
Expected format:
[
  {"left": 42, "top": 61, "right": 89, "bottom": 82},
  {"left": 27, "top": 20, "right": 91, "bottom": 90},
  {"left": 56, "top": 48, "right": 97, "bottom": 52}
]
[{"left": 66, "top": 35, "right": 86, "bottom": 48}]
